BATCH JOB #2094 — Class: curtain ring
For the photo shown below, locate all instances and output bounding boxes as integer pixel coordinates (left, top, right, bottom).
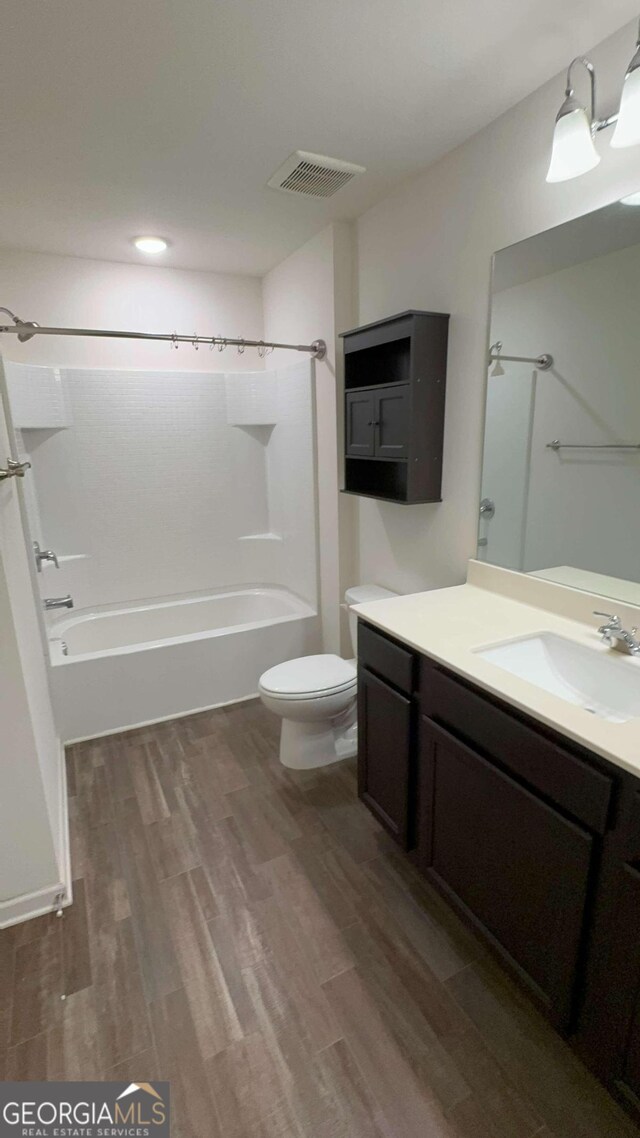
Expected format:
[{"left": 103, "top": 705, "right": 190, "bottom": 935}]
[
  {"left": 171, "top": 333, "right": 178, "bottom": 350},
  {"left": 218, "top": 338, "right": 226, "bottom": 353},
  {"left": 237, "top": 338, "right": 245, "bottom": 355},
  {"left": 192, "top": 335, "right": 199, "bottom": 351},
  {"left": 257, "top": 340, "right": 266, "bottom": 359}
]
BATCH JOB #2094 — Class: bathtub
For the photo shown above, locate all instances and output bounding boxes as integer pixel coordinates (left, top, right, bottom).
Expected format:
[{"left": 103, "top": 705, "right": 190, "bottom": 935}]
[{"left": 48, "top": 585, "right": 319, "bottom": 741}]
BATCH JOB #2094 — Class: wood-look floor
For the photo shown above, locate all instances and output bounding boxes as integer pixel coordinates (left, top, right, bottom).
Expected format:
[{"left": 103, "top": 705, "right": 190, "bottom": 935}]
[{"left": 0, "top": 699, "right": 637, "bottom": 1138}]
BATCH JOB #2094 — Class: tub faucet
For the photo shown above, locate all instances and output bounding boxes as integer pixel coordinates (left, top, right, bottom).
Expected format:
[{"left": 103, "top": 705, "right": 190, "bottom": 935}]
[
  {"left": 594, "top": 611, "right": 640, "bottom": 656},
  {"left": 44, "top": 595, "right": 74, "bottom": 611},
  {"left": 33, "top": 541, "right": 59, "bottom": 573}
]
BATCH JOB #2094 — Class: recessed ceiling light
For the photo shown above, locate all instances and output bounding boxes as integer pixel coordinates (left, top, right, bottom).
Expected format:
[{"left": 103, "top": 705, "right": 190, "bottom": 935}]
[
  {"left": 132, "top": 236, "right": 169, "bottom": 254},
  {"left": 621, "top": 191, "right": 640, "bottom": 205}
]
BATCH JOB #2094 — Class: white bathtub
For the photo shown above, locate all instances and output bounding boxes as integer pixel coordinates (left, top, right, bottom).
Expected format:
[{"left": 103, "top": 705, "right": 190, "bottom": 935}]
[{"left": 48, "top": 586, "right": 319, "bottom": 741}]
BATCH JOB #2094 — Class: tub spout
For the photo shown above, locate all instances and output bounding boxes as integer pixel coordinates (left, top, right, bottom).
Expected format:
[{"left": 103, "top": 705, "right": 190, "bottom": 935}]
[{"left": 44, "top": 595, "right": 74, "bottom": 611}]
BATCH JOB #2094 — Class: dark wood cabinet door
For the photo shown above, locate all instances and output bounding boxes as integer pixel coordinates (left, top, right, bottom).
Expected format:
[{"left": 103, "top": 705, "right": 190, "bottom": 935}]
[
  {"left": 345, "top": 391, "right": 375, "bottom": 456},
  {"left": 374, "top": 384, "right": 410, "bottom": 458},
  {"left": 617, "top": 868, "right": 640, "bottom": 1110},
  {"left": 358, "top": 667, "right": 412, "bottom": 847},
  {"left": 418, "top": 716, "right": 593, "bottom": 1028},
  {"left": 578, "top": 791, "right": 640, "bottom": 1118}
]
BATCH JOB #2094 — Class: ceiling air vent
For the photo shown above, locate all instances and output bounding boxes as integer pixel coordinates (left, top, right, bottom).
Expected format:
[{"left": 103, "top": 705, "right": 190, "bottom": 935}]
[{"left": 267, "top": 151, "right": 366, "bottom": 198}]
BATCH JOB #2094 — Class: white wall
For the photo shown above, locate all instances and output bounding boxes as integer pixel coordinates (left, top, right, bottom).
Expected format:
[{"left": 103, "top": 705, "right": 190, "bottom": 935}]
[
  {"left": 6, "top": 360, "right": 317, "bottom": 611},
  {"left": 0, "top": 248, "right": 319, "bottom": 613},
  {"left": 487, "top": 240, "right": 640, "bottom": 580},
  {"left": 263, "top": 223, "right": 357, "bottom": 653},
  {"left": 0, "top": 249, "right": 263, "bottom": 371},
  {"left": 355, "top": 19, "right": 640, "bottom": 595}
]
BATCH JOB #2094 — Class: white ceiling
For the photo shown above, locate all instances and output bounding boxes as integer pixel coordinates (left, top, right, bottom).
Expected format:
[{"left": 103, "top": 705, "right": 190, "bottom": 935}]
[{"left": 0, "top": 0, "right": 637, "bottom": 277}]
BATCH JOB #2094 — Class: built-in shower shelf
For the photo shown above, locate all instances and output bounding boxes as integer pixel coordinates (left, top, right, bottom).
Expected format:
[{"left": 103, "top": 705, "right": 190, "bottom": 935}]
[{"left": 238, "top": 532, "right": 283, "bottom": 543}]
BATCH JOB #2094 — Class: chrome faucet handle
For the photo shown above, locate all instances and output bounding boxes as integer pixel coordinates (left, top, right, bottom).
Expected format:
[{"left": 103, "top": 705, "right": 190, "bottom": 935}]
[
  {"left": 593, "top": 611, "right": 621, "bottom": 628},
  {"left": 33, "top": 541, "right": 59, "bottom": 572}
]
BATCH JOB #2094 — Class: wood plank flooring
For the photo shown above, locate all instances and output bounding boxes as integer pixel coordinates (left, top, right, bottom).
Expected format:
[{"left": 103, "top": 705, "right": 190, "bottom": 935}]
[{"left": 0, "top": 699, "right": 638, "bottom": 1137}]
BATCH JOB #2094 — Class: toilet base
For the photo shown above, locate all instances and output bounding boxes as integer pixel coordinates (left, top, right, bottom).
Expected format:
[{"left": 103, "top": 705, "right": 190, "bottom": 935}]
[{"left": 279, "top": 715, "right": 357, "bottom": 770}]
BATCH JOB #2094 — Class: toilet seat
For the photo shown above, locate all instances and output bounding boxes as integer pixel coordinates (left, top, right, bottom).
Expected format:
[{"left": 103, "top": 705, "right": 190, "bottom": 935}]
[{"left": 259, "top": 654, "right": 356, "bottom": 700}]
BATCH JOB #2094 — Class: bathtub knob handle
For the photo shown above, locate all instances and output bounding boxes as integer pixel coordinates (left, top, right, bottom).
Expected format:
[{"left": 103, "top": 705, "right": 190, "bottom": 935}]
[{"left": 0, "top": 457, "right": 31, "bottom": 481}]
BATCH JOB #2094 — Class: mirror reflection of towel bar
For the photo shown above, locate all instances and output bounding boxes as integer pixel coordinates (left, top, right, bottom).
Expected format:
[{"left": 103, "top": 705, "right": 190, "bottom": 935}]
[{"left": 547, "top": 440, "right": 640, "bottom": 450}]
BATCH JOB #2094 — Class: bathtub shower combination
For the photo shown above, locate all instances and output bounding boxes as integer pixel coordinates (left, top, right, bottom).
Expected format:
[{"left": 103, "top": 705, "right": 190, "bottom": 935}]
[
  {"left": 49, "top": 587, "right": 318, "bottom": 741},
  {"left": 4, "top": 347, "right": 320, "bottom": 741}
]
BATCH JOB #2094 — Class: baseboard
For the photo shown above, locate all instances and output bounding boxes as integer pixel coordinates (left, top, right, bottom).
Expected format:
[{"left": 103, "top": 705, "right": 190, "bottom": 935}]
[
  {"left": 0, "top": 741, "right": 73, "bottom": 930},
  {"left": 64, "top": 691, "right": 260, "bottom": 744}
]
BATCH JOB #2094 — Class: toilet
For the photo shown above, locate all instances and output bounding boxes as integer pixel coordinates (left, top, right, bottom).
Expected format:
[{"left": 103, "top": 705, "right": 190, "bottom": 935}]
[{"left": 259, "top": 585, "right": 397, "bottom": 769}]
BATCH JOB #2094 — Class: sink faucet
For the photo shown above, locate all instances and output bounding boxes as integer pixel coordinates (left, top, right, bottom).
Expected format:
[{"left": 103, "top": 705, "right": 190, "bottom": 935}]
[
  {"left": 44, "top": 595, "right": 74, "bottom": 611},
  {"left": 594, "top": 611, "right": 640, "bottom": 656},
  {"left": 33, "top": 541, "right": 59, "bottom": 573}
]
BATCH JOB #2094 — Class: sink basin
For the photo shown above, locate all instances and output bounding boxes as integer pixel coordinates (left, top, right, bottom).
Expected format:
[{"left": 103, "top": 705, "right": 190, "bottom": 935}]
[{"left": 475, "top": 632, "right": 640, "bottom": 723}]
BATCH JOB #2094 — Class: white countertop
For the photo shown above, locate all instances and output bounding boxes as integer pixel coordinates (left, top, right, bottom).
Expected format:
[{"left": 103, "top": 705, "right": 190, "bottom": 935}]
[{"left": 353, "top": 566, "right": 640, "bottom": 779}]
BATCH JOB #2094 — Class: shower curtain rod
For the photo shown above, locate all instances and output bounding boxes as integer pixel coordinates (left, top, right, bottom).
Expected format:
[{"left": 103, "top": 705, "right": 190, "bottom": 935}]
[{"left": 0, "top": 308, "right": 327, "bottom": 360}]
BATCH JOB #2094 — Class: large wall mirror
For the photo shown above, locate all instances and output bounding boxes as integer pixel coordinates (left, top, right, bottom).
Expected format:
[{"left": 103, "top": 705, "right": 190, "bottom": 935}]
[{"left": 479, "top": 196, "right": 640, "bottom": 606}]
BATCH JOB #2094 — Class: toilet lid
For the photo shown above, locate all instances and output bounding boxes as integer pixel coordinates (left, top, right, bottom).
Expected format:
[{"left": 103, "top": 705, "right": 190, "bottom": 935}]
[{"left": 260, "top": 654, "right": 357, "bottom": 697}]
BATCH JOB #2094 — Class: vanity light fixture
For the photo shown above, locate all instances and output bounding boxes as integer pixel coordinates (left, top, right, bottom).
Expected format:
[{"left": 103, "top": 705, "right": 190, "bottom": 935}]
[
  {"left": 611, "top": 30, "right": 640, "bottom": 147},
  {"left": 132, "top": 236, "right": 169, "bottom": 254},
  {"left": 546, "top": 18, "right": 640, "bottom": 183}
]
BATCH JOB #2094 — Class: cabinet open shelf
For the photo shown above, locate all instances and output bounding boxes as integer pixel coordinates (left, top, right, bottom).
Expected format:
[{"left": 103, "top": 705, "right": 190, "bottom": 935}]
[
  {"left": 340, "top": 310, "right": 449, "bottom": 504},
  {"left": 344, "top": 338, "right": 411, "bottom": 389},
  {"left": 343, "top": 458, "right": 408, "bottom": 502}
]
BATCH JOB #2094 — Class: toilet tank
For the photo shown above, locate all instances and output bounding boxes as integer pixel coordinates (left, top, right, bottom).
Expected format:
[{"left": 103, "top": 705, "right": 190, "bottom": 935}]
[{"left": 345, "top": 585, "right": 398, "bottom": 655}]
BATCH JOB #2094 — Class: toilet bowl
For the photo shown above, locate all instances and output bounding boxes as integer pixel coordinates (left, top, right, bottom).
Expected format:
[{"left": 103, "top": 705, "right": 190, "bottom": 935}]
[{"left": 259, "top": 585, "right": 397, "bottom": 769}]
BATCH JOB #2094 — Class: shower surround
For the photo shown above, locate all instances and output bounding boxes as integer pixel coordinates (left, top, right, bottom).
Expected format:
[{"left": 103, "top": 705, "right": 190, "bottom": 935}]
[{"left": 6, "top": 359, "right": 319, "bottom": 737}]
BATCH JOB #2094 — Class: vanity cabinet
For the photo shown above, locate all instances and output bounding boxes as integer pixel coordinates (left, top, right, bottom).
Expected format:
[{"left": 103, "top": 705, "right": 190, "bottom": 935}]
[
  {"left": 356, "top": 617, "right": 640, "bottom": 1120},
  {"left": 340, "top": 310, "right": 449, "bottom": 503},
  {"left": 358, "top": 668, "right": 412, "bottom": 846},
  {"left": 357, "top": 622, "right": 416, "bottom": 847},
  {"left": 417, "top": 715, "right": 594, "bottom": 1030},
  {"left": 576, "top": 787, "right": 640, "bottom": 1120}
]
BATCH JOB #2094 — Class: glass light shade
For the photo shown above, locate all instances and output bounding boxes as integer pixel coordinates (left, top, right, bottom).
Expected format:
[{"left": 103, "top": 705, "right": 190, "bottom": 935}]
[
  {"left": 611, "top": 58, "right": 640, "bottom": 148},
  {"left": 132, "top": 236, "right": 168, "bottom": 254},
  {"left": 546, "top": 104, "right": 600, "bottom": 183}
]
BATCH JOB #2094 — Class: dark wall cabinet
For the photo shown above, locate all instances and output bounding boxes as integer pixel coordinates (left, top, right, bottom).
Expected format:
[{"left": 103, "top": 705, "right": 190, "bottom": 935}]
[
  {"left": 357, "top": 618, "right": 640, "bottom": 1123},
  {"left": 341, "top": 311, "right": 449, "bottom": 503}
]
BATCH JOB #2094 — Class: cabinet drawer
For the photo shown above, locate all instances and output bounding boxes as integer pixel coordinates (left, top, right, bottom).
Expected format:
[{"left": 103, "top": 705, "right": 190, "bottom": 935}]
[
  {"left": 421, "top": 662, "right": 612, "bottom": 834},
  {"left": 358, "top": 622, "right": 415, "bottom": 694}
]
